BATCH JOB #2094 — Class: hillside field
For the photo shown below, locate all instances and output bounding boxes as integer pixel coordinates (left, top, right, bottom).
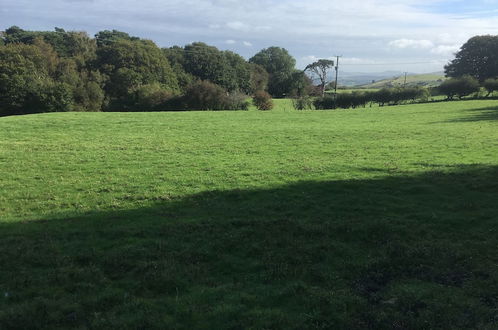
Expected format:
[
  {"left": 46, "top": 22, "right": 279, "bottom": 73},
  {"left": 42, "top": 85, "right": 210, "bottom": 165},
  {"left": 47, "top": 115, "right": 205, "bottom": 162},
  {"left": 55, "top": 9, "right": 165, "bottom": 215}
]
[
  {"left": 359, "top": 72, "right": 446, "bottom": 89},
  {"left": 1, "top": 100, "right": 498, "bottom": 328}
]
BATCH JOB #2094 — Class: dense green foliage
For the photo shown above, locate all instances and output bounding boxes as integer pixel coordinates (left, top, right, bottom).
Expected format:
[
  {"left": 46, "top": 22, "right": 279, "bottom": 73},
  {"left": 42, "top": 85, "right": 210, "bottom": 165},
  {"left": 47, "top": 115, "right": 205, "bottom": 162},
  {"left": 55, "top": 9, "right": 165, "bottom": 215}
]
[
  {"left": 0, "top": 41, "right": 75, "bottom": 115},
  {"left": 96, "top": 39, "right": 179, "bottom": 111},
  {"left": 181, "top": 80, "right": 249, "bottom": 110},
  {"left": 94, "top": 30, "right": 140, "bottom": 47},
  {"left": 3, "top": 26, "right": 97, "bottom": 60},
  {"left": 438, "top": 76, "right": 480, "bottom": 100},
  {"left": 249, "top": 47, "right": 303, "bottom": 97},
  {"left": 179, "top": 42, "right": 250, "bottom": 92},
  {"left": 313, "top": 87, "right": 430, "bottom": 110},
  {"left": 445, "top": 35, "right": 498, "bottom": 81},
  {"left": 483, "top": 78, "right": 498, "bottom": 97},
  {"left": 1, "top": 27, "right": 280, "bottom": 114},
  {"left": 1, "top": 100, "right": 498, "bottom": 328}
]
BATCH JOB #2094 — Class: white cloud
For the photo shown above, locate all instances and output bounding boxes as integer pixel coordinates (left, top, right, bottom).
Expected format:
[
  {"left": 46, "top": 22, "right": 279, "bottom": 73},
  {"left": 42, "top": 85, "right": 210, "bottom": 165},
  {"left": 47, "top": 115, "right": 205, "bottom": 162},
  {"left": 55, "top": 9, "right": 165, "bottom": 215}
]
[
  {"left": 389, "top": 39, "right": 434, "bottom": 49},
  {"left": 226, "top": 21, "right": 250, "bottom": 32},
  {"left": 341, "top": 57, "right": 378, "bottom": 65},
  {"left": 302, "top": 55, "right": 319, "bottom": 63},
  {"left": 225, "top": 39, "right": 236, "bottom": 44},
  {"left": 430, "top": 44, "right": 461, "bottom": 55},
  {"left": 243, "top": 41, "right": 252, "bottom": 47}
]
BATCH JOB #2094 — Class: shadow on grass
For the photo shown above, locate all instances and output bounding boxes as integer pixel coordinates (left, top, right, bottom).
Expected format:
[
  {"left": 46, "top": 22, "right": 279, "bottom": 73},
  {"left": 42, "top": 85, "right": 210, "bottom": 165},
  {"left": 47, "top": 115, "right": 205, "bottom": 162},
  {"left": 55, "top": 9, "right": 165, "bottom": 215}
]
[
  {"left": 1, "top": 165, "right": 498, "bottom": 329},
  {"left": 439, "top": 105, "right": 498, "bottom": 123}
]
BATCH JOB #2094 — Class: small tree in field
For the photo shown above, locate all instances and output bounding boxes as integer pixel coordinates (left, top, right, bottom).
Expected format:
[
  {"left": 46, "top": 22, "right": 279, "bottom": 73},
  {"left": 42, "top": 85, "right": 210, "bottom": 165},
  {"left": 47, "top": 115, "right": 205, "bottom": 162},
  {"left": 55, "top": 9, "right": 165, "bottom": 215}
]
[
  {"left": 253, "top": 90, "right": 273, "bottom": 110},
  {"left": 305, "top": 59, "right": 334, "bottom": 97}
]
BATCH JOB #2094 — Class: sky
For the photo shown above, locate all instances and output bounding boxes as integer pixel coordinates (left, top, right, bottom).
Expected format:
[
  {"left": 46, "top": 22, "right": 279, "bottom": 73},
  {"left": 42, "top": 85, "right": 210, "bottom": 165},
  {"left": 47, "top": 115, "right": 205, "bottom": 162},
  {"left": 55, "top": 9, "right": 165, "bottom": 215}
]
[{"left": 1, "top": 0, "right": 498, "bottom": 73}]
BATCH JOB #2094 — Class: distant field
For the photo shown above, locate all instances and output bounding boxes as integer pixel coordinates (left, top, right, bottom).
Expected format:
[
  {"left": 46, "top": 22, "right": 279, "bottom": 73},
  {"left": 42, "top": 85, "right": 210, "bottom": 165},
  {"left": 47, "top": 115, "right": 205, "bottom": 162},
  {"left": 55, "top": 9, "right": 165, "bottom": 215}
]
[
  {"left": 360, "top": 72, "right": 446, "bottom": 89},
  {"left": 1, "top": 100, "right": 498, "bottom": 328}
]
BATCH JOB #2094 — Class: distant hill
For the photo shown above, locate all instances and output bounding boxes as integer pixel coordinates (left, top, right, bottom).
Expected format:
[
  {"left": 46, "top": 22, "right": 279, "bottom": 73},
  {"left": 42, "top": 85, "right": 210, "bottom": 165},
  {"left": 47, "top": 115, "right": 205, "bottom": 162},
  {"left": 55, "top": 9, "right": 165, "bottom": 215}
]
[{"left": 357, "top": 72, "right": 446, "bottom": 89}]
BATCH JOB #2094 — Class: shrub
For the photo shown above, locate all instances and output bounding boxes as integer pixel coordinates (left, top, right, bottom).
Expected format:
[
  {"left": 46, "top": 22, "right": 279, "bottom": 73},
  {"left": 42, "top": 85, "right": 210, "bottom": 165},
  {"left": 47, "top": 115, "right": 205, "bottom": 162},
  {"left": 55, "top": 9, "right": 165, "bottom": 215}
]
[
  {"left": 253, "top": 90, "right": 273, "bottom": 110},
  {"left": 183, "top": 80, "right": 228, "bottom": 110},
  {"left": 483, "top": 78, "right": 498, "bottom": 97},
  {"left": 182, "top": 80, "right": 248, "bottom": 111},
  {"left": 133, "top": 83, "right": 175, "bottom": 110},
  {"left": 226, "top": 91, "right": 250, "bottom": 110},
  {"left": 372, "top": 88, "right": 392, "bottom": 106},
  {"left": 314, "top": 92, "right": 370, "bottom": 110},
  {"left": 438, "top": 76, "right": 480, "bottom": 100},
  {"left": 313, "top": 95, "right": 336, "bottom": 110},
  {"left": 337, "top": 92, "right": 370, "bottom": 109},
  {"left": 292, "top": 95, "right": 314, "bottom": 110},
  {"left": 389, "top": 87, "right": 429, "bottom": 104},
  {"left": 335, "top": 93, "right": 355, "bottom": 109}
]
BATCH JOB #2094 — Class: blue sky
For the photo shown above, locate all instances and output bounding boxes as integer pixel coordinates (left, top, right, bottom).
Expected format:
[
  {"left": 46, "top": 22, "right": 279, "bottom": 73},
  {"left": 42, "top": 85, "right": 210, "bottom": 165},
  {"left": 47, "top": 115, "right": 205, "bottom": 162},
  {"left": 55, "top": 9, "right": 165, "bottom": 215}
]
[{"left": 1, "top": 0, "right": 498, "bottom": 73}]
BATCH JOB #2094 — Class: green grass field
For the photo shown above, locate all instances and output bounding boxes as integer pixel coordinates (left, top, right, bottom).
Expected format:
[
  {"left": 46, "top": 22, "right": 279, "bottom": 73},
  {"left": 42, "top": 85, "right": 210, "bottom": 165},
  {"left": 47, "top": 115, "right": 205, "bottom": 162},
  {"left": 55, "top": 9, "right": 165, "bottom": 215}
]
[{"left": 1, "top": 100, "right": 498, "bottom": 329}]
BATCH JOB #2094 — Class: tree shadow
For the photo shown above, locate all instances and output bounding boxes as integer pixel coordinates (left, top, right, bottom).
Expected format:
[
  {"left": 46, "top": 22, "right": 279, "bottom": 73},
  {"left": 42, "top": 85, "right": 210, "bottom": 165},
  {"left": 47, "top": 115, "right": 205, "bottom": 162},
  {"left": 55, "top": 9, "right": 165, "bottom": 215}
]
[
  {"left": 1, "top": 165, "right": 498, "bottom": 329},
  {"left": 437, "top": 105, "right": 498, "bottom": 123}
]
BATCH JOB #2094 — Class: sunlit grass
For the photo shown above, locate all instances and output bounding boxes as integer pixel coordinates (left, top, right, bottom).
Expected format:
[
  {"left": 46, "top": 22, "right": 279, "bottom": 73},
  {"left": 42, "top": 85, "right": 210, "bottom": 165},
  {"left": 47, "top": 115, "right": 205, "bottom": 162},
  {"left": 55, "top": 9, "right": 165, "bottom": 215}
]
[{"left": 1, "top": 100, "right": 498, "bottom": 328}]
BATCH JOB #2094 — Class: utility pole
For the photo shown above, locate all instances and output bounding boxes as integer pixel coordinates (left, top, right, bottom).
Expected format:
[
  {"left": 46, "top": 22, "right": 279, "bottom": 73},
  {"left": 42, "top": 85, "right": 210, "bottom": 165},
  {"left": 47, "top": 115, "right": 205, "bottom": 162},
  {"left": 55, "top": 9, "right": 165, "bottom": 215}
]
[
  {"left": 334, "top": 55, "right": 342, "bottom": 97},
  {"left": 403, "top": 72, "right": 407, "bottom": 88}
]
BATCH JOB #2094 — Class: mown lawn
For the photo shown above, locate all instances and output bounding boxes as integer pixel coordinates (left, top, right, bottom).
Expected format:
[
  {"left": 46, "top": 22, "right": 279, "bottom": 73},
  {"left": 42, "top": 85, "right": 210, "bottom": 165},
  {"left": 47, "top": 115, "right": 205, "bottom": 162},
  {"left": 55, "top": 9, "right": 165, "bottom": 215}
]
[{"left": 1, "top": 100, "right": 498, "bottom": 329}]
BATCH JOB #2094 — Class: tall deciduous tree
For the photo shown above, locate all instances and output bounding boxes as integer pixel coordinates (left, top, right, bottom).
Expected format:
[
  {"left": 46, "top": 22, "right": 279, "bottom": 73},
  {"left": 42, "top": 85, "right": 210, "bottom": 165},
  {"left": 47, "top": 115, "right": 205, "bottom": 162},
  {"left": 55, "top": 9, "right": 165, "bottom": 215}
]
[
  {"left": 305, "top": 59, "right": 334, "bottom": 97},
  {"left": 445, "top": 35, "right": 498, "bottom": 82},
  {"left": 181, "top": 42, "right": 250, "bottom": 92},
  {"left": 0, "top": 42, "right": 73, "bottom": 115},
  {"left": 249, "top": 47, "right": 297, "bottom": 97},
  {"left": 96, "top": 39, "right": 179, "bottom": 110},
  {"left": 162, "top": 46, "right": 195, "bottom": 90}
]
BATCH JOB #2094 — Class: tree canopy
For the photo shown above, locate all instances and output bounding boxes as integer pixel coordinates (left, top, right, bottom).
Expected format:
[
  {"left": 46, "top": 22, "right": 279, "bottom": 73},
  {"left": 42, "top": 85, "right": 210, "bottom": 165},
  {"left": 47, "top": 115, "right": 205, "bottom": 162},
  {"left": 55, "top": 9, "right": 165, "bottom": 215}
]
[
  {"left": 178, "top": 42, "right": 251, "bottom": 92},
  {"left": 0, "top": 41, "right": 73, "bottom": 115},
  {"left": 305, "top": 59, "right": 335, "bottom": 97},
  {"left": 0, "top": 25, "right": 398, "bottom": 114},
  {"left": 1, "top": 26, "right": 276, "bottom": 114},
  {"left": 445, "top": 35, "right": 498, "bottom": 82},
  {"left": 96, "top": 39, "right": 179, "bottom": 110},
  {"left": 249, "top": 47, "right": 297, "bottom": 97}
]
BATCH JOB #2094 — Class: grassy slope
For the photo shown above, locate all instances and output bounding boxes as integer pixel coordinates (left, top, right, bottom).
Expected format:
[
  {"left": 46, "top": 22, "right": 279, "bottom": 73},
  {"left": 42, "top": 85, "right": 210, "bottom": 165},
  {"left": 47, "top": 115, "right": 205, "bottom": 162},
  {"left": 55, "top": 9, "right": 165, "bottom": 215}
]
[
  {"left": 1, "top": 100, "right": 498, "bottom": 329},
  {"left": 360, "top": 73, "right": 445, "bottom": 89}
]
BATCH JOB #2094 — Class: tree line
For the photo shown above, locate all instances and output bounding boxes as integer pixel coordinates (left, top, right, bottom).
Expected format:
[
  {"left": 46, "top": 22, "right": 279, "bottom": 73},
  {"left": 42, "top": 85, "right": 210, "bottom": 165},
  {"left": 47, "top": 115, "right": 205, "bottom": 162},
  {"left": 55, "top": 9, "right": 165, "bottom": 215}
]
[
  {"left": 0, "top": 26, "right": 313, "bottom": 115},
  {"left": 1, "top": 27, "right": 497, "bottom": 115},
  {"left": 307, "top": 76, "right": 498, "bottom": 111}
]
